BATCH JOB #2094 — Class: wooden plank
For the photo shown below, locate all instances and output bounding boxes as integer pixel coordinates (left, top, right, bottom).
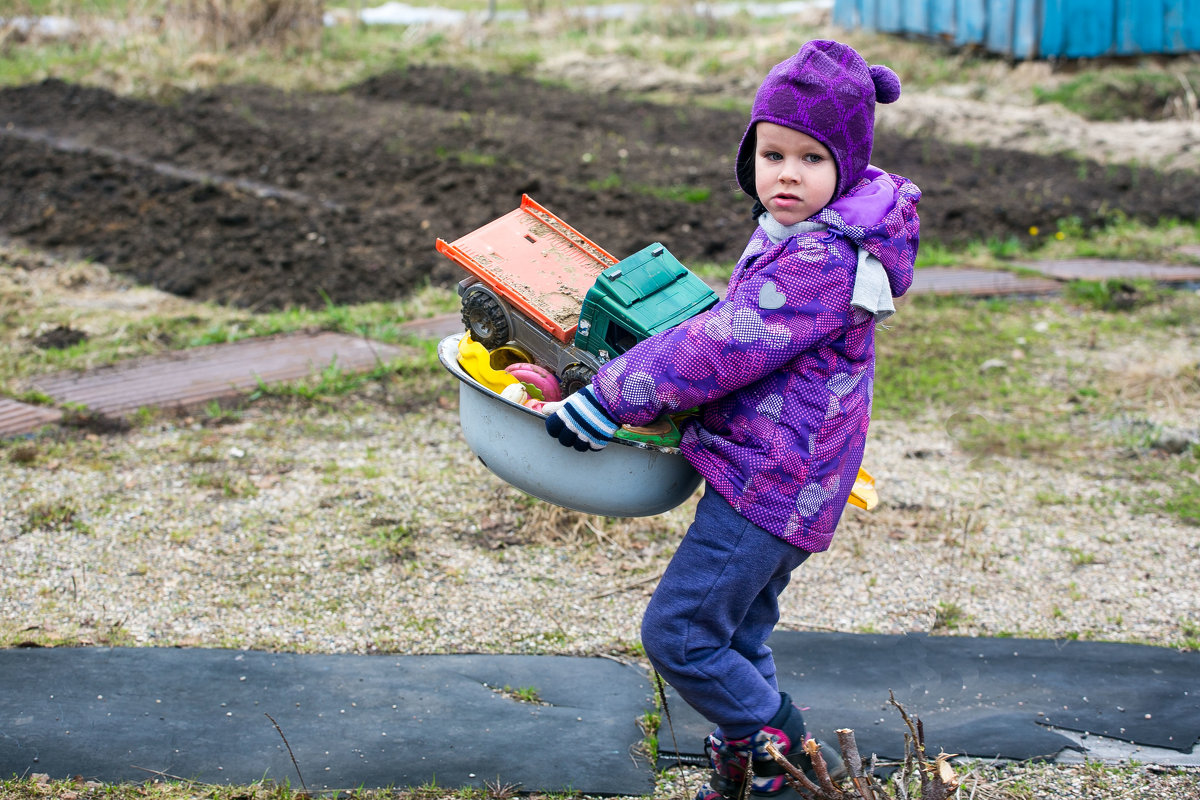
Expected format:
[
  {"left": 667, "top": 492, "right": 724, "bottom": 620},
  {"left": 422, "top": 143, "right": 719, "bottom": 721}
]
[
  {"left": 1017, "top": 258, "right": 1200, "bottom": 284},
  {"left": 26, "top": 332, "right": 406, "bottom": 420},
  {"left": 907, "top": 268, "right": 1061, "bottom": 297},
  {"left": 0, "top": 398, "right": 62, "bottom": 438}
]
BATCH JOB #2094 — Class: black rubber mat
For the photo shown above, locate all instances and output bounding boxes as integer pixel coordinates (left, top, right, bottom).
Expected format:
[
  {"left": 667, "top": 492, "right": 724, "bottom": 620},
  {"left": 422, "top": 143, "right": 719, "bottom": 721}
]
[
  {"left": 657, "top": 632, "right": 1200, "bottom": 765},
  {"left": 0, "top": 647, "right": 655, "bottom": 795}
]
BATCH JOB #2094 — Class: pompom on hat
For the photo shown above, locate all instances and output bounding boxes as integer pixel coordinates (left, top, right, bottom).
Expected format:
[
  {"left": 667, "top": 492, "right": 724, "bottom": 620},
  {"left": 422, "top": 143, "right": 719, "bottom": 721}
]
[{"left": 735, "top": 40, "right": 902, "bottom": 203}]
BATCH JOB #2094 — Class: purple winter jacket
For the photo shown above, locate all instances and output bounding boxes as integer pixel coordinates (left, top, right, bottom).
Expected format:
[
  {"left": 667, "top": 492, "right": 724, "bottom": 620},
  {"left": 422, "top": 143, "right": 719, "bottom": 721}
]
[{"left": 591, "top": 167, "right": 921, "bottom": 552}]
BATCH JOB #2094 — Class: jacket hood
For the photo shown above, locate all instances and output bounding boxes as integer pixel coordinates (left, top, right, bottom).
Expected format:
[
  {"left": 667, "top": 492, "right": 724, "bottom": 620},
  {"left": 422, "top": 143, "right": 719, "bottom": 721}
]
[{"left": 817, "top": 165, "right": 920, "bottom": 298}]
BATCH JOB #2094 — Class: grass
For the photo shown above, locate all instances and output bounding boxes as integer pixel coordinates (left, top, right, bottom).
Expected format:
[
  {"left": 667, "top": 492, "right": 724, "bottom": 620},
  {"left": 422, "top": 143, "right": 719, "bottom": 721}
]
[
  {"left": 2, "top": 0, "right": 1196, "bottom": 133},
  {"left": 0, "top": 245, "right": 455, "bottom": 398},
  {"left": 3, "top": 7, "right": 1200, "bottom": 800},
  {"left": 1034, "top": 67, "right": 1200, "bottom": 122},
  {"left": 4, "top": 241, "right": 1199, "bottom": 531}
]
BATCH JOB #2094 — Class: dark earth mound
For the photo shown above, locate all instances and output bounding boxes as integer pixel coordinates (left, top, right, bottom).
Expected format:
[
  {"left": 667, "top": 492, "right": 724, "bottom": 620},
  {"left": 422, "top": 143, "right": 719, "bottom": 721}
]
[{"left": 1, "top": 64, "right": 1198, "bottom": 310}]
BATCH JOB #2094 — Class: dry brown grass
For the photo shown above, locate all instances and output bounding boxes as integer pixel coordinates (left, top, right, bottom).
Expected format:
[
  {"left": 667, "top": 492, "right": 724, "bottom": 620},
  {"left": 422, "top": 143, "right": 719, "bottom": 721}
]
[
  {"left": 516, "top": 491, "right": 696, "bottom": 550},
  {"left": 169, "top": 0, "right": 324, "bottom": 50}
]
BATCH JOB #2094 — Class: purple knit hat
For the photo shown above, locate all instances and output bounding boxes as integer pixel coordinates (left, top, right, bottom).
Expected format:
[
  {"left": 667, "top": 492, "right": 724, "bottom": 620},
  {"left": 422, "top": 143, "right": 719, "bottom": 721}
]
[{"left": 735, "top": 40, "right": 902, "bottom": 202}]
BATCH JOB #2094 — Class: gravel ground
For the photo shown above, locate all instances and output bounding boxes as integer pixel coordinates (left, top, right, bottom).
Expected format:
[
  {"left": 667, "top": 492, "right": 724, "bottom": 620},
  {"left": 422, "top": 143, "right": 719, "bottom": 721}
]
[
  {"left": 3, "top": 266, "right": 1200, "bottom": 798},
  {"left": 6, "top": 393, "right": 1197, "bottom": 655}
]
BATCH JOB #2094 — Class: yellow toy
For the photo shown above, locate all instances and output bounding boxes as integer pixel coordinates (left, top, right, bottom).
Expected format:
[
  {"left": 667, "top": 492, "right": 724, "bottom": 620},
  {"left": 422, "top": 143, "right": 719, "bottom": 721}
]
[
  {"left": 457, "top": 333, "right": 519, "bottom": 394},
  {"left": 848, "top": 468, "right": 878, "bottom": 511}
]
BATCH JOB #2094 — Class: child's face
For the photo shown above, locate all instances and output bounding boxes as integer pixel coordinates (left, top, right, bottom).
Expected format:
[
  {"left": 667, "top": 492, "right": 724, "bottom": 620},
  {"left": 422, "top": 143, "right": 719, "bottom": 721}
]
[{"left": 753, "top": 122, "right": 838, "bottom": 226}]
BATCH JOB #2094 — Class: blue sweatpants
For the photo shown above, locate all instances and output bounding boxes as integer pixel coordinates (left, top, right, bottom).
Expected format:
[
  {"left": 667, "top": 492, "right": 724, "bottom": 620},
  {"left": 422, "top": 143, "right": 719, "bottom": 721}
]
[{"left": 641, "top": 487, "right": 810, "bottom": 739}]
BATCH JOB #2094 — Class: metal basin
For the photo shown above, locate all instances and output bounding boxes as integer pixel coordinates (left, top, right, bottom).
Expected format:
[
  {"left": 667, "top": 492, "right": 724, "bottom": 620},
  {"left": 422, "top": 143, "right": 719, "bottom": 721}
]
[{"left": 438, "top": 334, "right": 702, "bottom": 517}]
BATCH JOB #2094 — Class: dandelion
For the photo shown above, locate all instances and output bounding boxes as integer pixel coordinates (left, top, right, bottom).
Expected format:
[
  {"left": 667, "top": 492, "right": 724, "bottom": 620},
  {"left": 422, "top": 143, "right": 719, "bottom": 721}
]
[
  {"left": 1055, "top": 231, "right": 1066, "bottom": 240},
  {"left": 1029, "top": 226, "right": 1040, "bottom": 236}
]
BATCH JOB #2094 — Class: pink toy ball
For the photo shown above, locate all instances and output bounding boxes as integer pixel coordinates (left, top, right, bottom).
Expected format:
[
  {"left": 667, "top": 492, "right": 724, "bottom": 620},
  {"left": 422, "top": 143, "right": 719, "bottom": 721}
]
[{"left": 505, "top": 362, "right": 562, "bottom": 403}]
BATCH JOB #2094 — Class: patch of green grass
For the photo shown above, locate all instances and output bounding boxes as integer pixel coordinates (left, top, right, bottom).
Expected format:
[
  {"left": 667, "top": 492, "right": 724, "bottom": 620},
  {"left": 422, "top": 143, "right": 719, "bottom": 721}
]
[
  {"left": 1063, "top": 278, "right": 1165, "bottom": 312},
  {"left": 436, "top": 147, "right": 500, "bottom": 167},
  {"left": 874, "top": 298, "right": 1052, "bottom": 414},
  {"left": 586, "top": 172, "right": 624, "bottom": 192},
  {"left": 22, "top": 499, "right": 89, "bottom": 534},
  {"left": 637, "top": 710, "right": 661, "bottom": 762},
  {"left": 644, "top": 184, "right": 712, "bottom": 204},
  {"left": 1059, "top": 546, "right": 1099, "bottom": 568},
  {"left": 0, "top": 774, "right": 333, "bottom": 799},
  {"left": 1162, "top": 453, "right": 1200, "bottom": 526},
  {"left": 1103, "top": 449, "right": 1200, "bottom": 528},
  {"left": 486, "top": 683, "right": 545, "bottom": 705},
  {"left": 367, "top": 517, "right": 418, "bottom": 562},
  {"left": 913, "top": 240, "right": 962, "bottom": 268},
  {"left": 189, "top": 468, "right": 259, "bottom": 499},
  {"left": 583, "top": 175, "right": 713, "bottom": 205},
  {"left": 246, "top": 344, "right": 447, "bottom": 412},
  {"left": 506, "top": 685, "right": 542, "bottom": 704},
  {"left": 1044, "top": 213, "right": 1200, "bottom": 262},
  {"left": 932, "top": 600, "right": 967, "bottom": 632},
  {"left": 1034, "top": 68, "right": 1200, "bottom": 122},
  {"left": 1034, "top": 489, "right": 1073, "bottom": 506},
  {"left": 1178, "top": 618, "right": 1200, "bottom": 651},
  {"left": 946, "top": 412, "right": 1076, "bottom": 462}
]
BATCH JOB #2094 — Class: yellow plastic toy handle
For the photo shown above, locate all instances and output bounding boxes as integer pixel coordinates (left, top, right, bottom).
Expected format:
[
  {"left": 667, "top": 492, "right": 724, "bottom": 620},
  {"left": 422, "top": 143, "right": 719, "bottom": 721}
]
[
  {"left": 847, "top": 468, "right": 878, "bottom": 511},
  {"left": 457, "top": 334, "right": 519, "bottom": 394}
]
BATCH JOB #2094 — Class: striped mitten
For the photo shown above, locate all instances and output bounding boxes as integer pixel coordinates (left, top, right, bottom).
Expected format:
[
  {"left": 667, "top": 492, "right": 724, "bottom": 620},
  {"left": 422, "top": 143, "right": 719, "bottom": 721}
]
[{"left": 544, "top": 386, "right": 619, "bottom": 452}]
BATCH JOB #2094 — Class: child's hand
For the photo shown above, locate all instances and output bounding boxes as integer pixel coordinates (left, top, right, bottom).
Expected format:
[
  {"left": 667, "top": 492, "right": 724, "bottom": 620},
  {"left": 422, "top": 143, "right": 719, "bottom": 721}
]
[{"left": 544, "top": 386, "right": 619, "bottom": 452}]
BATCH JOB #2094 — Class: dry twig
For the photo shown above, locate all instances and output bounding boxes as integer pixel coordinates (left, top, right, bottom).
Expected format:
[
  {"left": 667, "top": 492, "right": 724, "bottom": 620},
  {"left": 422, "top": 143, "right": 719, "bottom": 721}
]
[
  {"left": 888, "top": 691, "right": 959, "bottom": 800},
  {"left": 761, "top": 696, "right": 960, "bottom": 800},
  {"left": 265, "top": 712, "right": 310, "bottom": 797}
]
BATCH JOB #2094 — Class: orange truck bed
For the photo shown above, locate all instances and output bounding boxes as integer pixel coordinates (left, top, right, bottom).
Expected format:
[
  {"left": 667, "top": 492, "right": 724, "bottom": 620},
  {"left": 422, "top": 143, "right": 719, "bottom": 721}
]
[{"left": 435, "top": 195, "right": 618, "bottom": 344}]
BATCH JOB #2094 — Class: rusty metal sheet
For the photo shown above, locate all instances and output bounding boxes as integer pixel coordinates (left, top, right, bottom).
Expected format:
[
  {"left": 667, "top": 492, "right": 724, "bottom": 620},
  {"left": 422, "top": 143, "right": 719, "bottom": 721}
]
[
  {"left": 1019, "top": 258, "right": 1200, "bottom": 284},
  {"left": 0, "top": 398, "right": 63, "bottom": 438},
  {"left": 909, "top": 268, "right": 1062, "bottom": 297},
  {"left": 25, "top": 332, "right": 405, "bottom": 420}
]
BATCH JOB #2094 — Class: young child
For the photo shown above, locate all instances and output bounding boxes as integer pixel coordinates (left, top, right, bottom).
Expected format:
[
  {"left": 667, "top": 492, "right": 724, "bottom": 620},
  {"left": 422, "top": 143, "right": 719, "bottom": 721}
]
[{"left": 545, "top": 40, "right": 920, "bottom": 799}]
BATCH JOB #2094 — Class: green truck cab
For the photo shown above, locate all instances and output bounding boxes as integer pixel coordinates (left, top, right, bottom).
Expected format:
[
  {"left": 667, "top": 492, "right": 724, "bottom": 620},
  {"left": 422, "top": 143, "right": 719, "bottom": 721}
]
[{"left": 575, "top": 243, "right": 718, "bottom": 372}]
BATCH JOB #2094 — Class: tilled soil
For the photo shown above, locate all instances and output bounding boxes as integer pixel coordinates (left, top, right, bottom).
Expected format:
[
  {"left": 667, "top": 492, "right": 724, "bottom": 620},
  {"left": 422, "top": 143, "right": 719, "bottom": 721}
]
[{"left": 2, "top": 64, "right": 1200, "bottom": 310}]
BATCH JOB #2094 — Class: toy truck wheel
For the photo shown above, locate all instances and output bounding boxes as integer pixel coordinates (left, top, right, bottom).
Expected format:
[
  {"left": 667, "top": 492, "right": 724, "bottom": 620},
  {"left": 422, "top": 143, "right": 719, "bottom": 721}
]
[
  {"left": 461, "top": 291, "right": 510, "bottom": 349},
  {"left": 559, "top": 364, "right": 596, "bottom": 397}
]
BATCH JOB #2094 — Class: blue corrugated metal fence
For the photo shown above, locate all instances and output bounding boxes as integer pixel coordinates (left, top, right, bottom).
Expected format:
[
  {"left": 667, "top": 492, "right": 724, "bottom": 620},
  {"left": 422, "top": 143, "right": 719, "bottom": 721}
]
[{"left": 833, "top": 0, "right": 1200, "bottom": 58}]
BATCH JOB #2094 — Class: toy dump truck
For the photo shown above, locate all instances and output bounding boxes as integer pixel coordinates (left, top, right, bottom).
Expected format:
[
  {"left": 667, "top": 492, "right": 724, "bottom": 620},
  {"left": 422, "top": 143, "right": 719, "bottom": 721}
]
[
  {"left": 435, "top": 194, "right": 718, "bottom": 398},
  {"left": 435, "top": 195, "right": 879, "bottom": 513}
]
